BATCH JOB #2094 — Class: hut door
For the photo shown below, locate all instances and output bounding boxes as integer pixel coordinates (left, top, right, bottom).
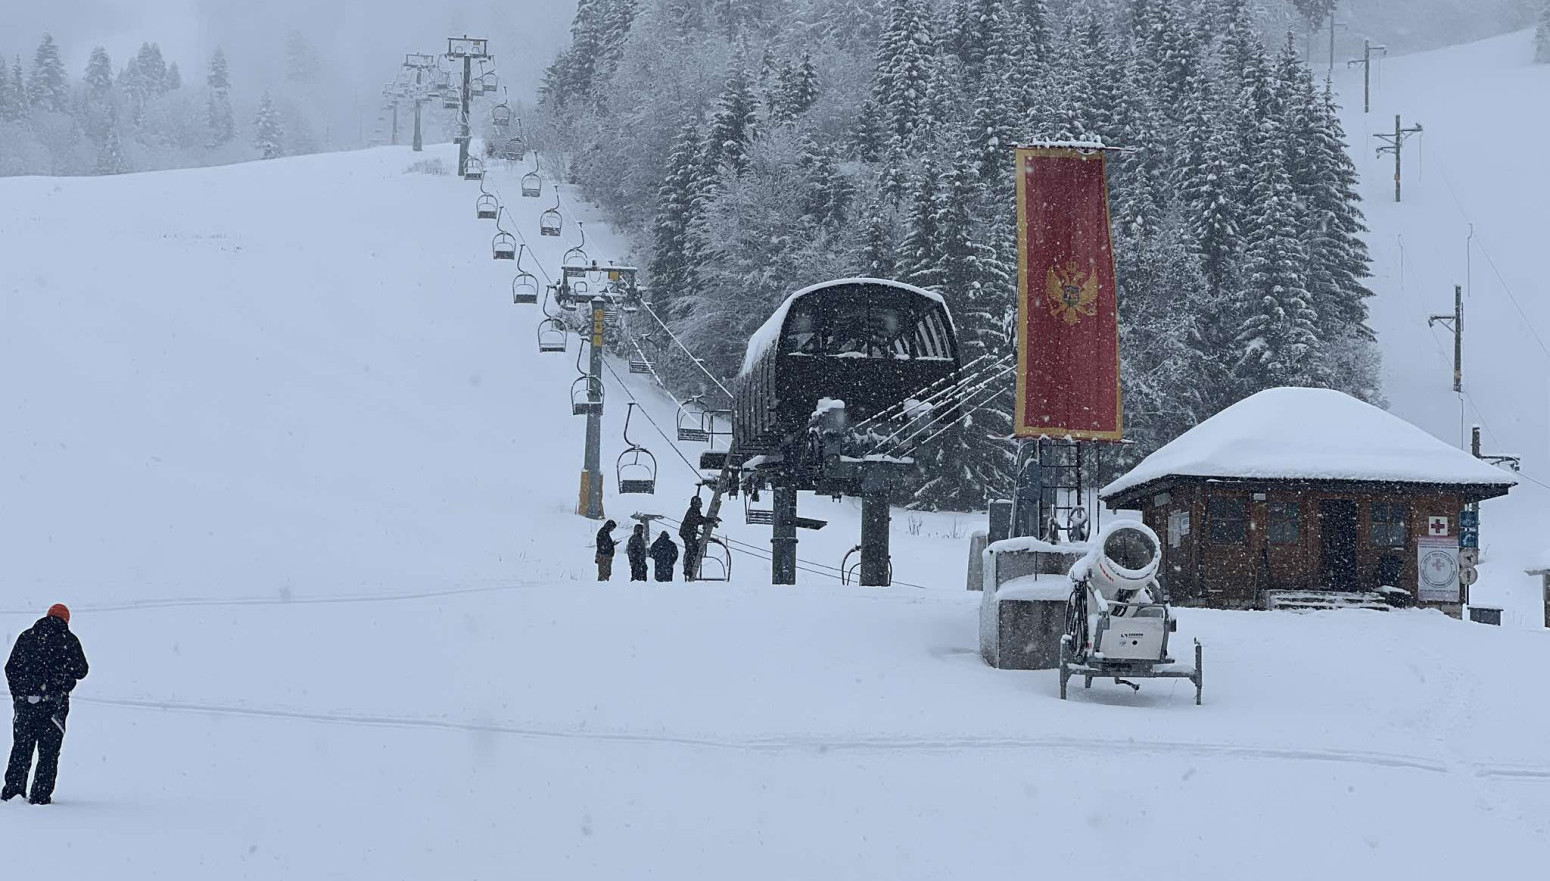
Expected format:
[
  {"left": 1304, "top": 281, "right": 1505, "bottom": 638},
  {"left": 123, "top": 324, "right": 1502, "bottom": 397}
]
[{"left": 1318, "top": 500, "right": 1359, "bottom": 590}]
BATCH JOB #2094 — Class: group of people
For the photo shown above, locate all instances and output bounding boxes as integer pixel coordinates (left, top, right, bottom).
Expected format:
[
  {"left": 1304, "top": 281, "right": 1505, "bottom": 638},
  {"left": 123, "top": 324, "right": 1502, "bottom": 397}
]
[{"left": 595, "top": 496, "right": 716, "bottom": 583}]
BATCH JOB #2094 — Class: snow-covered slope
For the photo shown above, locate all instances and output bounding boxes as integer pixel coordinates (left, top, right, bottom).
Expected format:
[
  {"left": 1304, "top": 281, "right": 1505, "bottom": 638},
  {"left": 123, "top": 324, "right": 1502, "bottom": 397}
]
[
  {"left": 1334, "top": 28, "right": 1550, "bottom": 625},
  {"left": 2, "top": 145, "right": 1548, "bottom": 877}
]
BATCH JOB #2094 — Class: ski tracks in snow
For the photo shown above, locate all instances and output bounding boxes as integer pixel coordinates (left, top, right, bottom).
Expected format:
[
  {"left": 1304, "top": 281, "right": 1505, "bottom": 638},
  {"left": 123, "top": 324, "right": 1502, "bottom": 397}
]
[{"left": 72, "top": 693, "right": 1550, "bottom": 781}]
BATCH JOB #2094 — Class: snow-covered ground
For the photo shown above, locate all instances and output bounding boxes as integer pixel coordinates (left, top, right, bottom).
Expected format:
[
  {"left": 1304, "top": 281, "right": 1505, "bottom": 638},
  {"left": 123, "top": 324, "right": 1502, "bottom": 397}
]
[
  {"left": 1333, "top": 28, "right": 1550, "bottom": 626},
  {"left": 2, "top": 138, "right": 1548, "bottom": 875}
]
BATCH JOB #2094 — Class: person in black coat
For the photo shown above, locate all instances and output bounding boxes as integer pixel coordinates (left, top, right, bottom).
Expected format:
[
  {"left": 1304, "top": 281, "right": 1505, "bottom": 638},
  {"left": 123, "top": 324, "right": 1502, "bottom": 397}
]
[
  {"left": 595, "top": 520, "right": 618, "bottom": 582},
  {"left": 679, "top": 496, "right": 710, "bottom": 581},
  {"left": 626, "top": 523, "right": 649, "bottom": 582},
  {"left": 4, "top": 604, "right": 89, "bottom": 805},
  {"left": 649, "top": 531, "right": 679, "bottom": 582}
]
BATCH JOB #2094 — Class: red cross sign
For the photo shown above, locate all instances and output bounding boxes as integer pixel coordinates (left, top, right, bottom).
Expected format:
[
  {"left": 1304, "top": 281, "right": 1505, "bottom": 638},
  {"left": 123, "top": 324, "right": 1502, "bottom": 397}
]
[{"left": 1428, "top": 516, "right": 1451, "bottom": 537}]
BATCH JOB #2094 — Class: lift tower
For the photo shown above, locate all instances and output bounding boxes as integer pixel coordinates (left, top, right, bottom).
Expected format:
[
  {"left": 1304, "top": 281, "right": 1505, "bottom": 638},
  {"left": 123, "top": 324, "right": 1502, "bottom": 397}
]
[{"left": 444, "top": 37, "right": 489, "bottom": 178}]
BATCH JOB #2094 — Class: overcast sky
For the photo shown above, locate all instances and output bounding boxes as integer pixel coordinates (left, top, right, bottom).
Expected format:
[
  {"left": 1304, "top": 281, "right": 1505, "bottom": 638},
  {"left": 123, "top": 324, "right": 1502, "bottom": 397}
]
[{"left": 2, "top": 0, "right": 576, "bottom": 98}]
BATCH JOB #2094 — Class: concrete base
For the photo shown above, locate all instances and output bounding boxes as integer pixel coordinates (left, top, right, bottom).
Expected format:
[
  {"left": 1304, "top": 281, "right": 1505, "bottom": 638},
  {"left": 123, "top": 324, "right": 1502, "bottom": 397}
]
[{"left": 980, "top": 597, "right": 1068, "bottom": 670}]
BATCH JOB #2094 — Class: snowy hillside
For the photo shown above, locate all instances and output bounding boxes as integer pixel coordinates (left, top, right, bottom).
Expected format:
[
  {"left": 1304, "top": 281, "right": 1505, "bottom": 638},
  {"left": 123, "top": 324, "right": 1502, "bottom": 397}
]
[
  {"left": 1333, "top": 28, "right": 1550, "bottom": 625},
  {"left": 3, "top": 144, "right": 1549, "bottom": 876}
]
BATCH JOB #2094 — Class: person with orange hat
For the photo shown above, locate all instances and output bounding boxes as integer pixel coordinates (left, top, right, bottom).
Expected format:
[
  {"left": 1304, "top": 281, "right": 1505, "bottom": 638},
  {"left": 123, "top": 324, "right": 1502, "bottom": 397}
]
[{"left": 4, "top": 604, "right": 89, "bottom": 805}]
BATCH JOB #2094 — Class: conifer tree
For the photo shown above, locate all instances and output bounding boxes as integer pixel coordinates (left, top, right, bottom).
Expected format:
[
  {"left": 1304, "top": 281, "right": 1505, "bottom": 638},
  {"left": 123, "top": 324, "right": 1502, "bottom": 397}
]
[
  {"left": 206, "top": 48, "right": 235, "bottom": 146},
  {"left": 649, "top": 119, "right": 708, "bottom": 296},
  {"left": 95, "top": 120, "right": 129, "bottom": 174},
  {"left": 28, "top": 34, "right": 69, "bottom": 112},
  {"left": 135, "top": 43, "right": 169, "bottom": 96},
  {"left": 1235, "top": 132, "right": 1319, "bottom": 389},
  {"left": 166, "top": 61, "right": 182, "bottom": 91},
  {"left": 0, "top": 62, "right": 11, "bottom": 122},
  {"left": 254, "top": 91, "right": 284, "bottom": 159},
  {"left": 872, "top": 0, "right": 939, "bottom": 149},
  {"left": 860, "top": 201, "right": 898, "bottom": 278},
  {"left": 2, "top": 57, "right": 25, "bottom": 121},
  {"left": 704, "top": 62, "right": 760, "bottom": 173},
  {"left": 82, "top": 47, "right": 116, "bottom": 144},
  {"left": 898, "top": 161, "right": 943, "bottom": 289}
]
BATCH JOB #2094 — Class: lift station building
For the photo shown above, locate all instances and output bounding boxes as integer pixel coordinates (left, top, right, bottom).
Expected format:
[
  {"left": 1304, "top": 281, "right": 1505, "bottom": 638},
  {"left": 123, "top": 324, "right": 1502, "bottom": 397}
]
[{"left": 1100, "top": 388, "right": 1516, "bottom": 611}]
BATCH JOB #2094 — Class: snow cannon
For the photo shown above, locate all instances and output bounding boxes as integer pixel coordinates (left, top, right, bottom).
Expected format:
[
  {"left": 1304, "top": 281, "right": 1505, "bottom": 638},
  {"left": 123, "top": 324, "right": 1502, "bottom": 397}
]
[{"left": 1059, "top": 521, "right": 1203, "bottom": 704}]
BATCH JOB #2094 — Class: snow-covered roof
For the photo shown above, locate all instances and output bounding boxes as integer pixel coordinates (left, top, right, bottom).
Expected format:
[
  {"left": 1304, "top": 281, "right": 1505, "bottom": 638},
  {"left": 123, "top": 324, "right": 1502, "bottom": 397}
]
[
  {"left": 1528, "top": 550, "right": 1550, "bottom": 576},
  {"left": 738, "top": 278, "right": 948, "bottom": 378},
  {"left": 1101, "top": 388, "right": 1518, "bottom": 501}
]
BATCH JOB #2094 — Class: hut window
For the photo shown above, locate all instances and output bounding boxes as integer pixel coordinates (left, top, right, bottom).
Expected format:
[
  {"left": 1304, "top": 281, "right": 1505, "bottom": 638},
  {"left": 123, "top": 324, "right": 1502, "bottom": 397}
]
[
  {"left": 1208, "top": 496, "right": 1247, "bottom": 545},
  {"left": 1269, "top": 500, "right": 1301, "bottom": 545},
  {"left": 1371, "top": 502, "right": 1408, "bottom": 547}
]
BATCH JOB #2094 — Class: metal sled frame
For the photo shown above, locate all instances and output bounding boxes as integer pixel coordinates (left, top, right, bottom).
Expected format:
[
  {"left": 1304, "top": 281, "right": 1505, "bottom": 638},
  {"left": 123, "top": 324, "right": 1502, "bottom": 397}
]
[{"left": 1058, "top": 636, "right": 1203, "bottom": 705}]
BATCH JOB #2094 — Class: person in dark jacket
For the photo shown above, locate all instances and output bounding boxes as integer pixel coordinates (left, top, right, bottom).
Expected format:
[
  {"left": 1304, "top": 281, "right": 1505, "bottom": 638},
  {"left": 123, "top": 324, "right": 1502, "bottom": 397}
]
[
  {"left": 679, "top": 496, "right": 710, "bottom": 581},
  {"left": 626, "top": 523, "right": 649, "bottom": 582},
  {"left": 4, "top": 604, "right": 88, "bottom": 805},
  {"left": 650, "top": 531, "right": 679, "bottom": 582},
  {"left": 595, "top": 520, "right": 618, "bottom": 581}
]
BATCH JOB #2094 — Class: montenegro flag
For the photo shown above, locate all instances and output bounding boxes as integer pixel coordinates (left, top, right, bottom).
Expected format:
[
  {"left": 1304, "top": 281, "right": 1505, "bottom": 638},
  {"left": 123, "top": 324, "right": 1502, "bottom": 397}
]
[{"left": 1014, "top": 145, "right": 1123, "bottom": 441}]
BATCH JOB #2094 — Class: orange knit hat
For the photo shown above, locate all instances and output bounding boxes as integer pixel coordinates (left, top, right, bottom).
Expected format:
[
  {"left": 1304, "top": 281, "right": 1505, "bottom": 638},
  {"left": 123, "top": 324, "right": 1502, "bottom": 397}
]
[{"left": 47, "top": 604, "right": 70, "bottom": 623}]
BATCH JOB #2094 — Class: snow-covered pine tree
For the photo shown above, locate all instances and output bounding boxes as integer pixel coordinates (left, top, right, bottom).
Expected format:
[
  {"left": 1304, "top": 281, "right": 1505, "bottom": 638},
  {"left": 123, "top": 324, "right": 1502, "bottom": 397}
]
[
  {"left": 1234, "top": 125, "right": 1320, "bottom": 389},
  {"left": 135, "top": 43, "right": 170, "bottom": 96},
  {"left": 0, "top": 62, "right": 11, "bottom": 123},
  {"left": 898, "top": 160, "right": 943, "bottom": 289},
  {"left": 2, "top": 57, "right": 25, "bottom": 121},
  {"left": 254, "top": 91, "right": 284, "bottom": 159},
  {"left": 796, "top": 136, "right": 854, "bottom": 228},
  {"left": 703, "top": 61, "right": 760, "bottom": 174},
  {"left": 872, "top": 0, "right": 939, "bottom": 150},
  {"left": 1536, "top": 0, "right": 1550, "bottom": 64},
  {"left": 206, "top": 48, "right": 235, "bottom": 147},
  {"left": 1014, "top": 0, "right": 1052, "bottom": 57},
  {"left": 649, "top": 118, "right": 708, "bottom": 297},
  {"left": 82, "top": 47, "right": 116, "bottom": 144},
  {"left": 911, "top": 155, "right": 1015, "bottom": 511},
  {"left": 27, "top": 35, "right": 69, "bottom": 113},
  {"left": 860, "top": 200, "right": 898, "bottom": 278},
  {"left": 965, "top": 3, "right": 1015, "bottom": 182},
  {"left": 165, "top": 62, "right": 182, "bottom": 91},
  {"left": 783, "top": 51, "right": 820, "bottom": 120},
  {"left": 95, "top": 119, "right": 129, "bottom": 174}
]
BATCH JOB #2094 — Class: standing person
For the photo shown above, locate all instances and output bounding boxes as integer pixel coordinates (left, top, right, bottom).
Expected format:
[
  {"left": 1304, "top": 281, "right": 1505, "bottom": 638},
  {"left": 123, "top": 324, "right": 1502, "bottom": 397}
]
[
  {"left": 4, "top": 604, "right": 88, "bottom": 805},
  {"left": 595, "top": 520, "right": 618, "bottom": 581},
  {"left": 679, "top": 495, "right": 708, "bottom": 581},
  {"left": 626, "top": 523, "right": 649, "bottom": 582},
  {"left": 650, "top": 530, "right": 679, "bottom": 582}
]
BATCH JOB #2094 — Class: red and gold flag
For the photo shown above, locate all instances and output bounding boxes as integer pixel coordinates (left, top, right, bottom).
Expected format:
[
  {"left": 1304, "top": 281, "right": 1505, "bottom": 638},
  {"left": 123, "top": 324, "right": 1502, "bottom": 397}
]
[{"left": 1014, "top": 145, "right": 1123, "bottom": 440}]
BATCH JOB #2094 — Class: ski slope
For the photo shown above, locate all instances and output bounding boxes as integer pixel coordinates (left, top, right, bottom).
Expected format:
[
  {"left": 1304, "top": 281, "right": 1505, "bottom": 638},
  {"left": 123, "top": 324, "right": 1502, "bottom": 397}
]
[
  {"left": 2, "top": 145, "right": 1549, "bottom": 877},
  {"left": 1333, "top": 28, "right": 1550, "bottom": 625}
]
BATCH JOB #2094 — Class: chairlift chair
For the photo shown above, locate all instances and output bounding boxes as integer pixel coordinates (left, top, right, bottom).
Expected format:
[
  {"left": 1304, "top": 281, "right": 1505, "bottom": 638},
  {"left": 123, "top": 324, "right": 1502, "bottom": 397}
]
[
  {"left": 442, "top": 92, "right": 460, "bottom": 110},
  {"left": 570, "top": 375, "right": 604, "bottom": 416},
  {"left": 616, "top": 403, "right": 658, "bottom": 494},
  {"left": 501, "top": 137, "right": 525, "bottom": 161},
  {"left": 475, "top": 193, "right": 498, "bottom": 220},
  {"left": 511, "top": 246, "right": 539, "bottom": 304},
  {"left": 492, "top": 231, "right": 517, "bottom": 260},
  {"left": 521, "top": 154, "right": 542, "bottom": 197},
  {"left": 540, "top": 193, "right": 563, "bottom": 237},
  {"left": 464, "top": 156, "right": 485, "bottom": 181},
  {"left": 537, "top": 318, "right": 567, "bottom": 353},
  {"left": 695, "top": 536, "right": 733, "bottom": 582},
  {"left": 628, "top": 353, "right": 651, "bottom": 374},
  {"left": 676, "top": 396, "right": 712, "bottom": 443},
  {"left": 491, "top": 103, "right": 513, "bottom": 128},
  {"left": 743, "top": 478, "right": 774, "bottom": 525}
]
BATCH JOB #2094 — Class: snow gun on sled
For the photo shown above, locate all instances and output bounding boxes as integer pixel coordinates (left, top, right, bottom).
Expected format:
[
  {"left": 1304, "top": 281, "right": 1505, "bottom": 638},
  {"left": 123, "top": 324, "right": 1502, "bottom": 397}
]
[{"left": 1059, "top": 521, "right": 1203, "bottom": 704}]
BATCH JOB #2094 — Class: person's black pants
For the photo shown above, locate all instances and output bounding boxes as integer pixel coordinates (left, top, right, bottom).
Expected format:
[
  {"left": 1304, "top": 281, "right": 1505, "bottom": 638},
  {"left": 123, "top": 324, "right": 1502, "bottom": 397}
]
[
  {"left": 682, "top": 539, "right": 700, "bottom": 579},
  {"left": 629, "top": 560, "right": 648, "bottom": 581},
  {"left": 5, "top": 699, "right": 67, "bottom": 801}
]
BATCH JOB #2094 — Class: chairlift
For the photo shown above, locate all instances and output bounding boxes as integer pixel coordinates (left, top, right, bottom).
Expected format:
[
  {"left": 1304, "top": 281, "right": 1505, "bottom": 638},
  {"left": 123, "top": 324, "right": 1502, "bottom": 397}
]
[
  {"left": 511, "top": 246, "right": 539, "bottom": 304},
  {"left": 475, "top": 193, "right": 498, "bottom": 220},
  {"left": 570, "top": 375, "right": 604, "bottom": 416},
  {"left": 464, "top": 156, "right": 485, "bottom": 181},
  {"left": 500, "top": 137, "right": 525, "bottom": 161},
  {"left": 442, "top": 91, "right": 460, "bottom": 110},
  {"left": 537, "top": 318, "right": 567, "bottom": 353},
  {"left": 540, "top": 193, "right": 563, "bottom": 237},
  {"left": 839, "top": 545, "right": 892, "bottom": 586},
  {"left": 521, "top": 158, "right": 542, "bottom": 197},
  {"left": 743, "top": 476, "right": 774, "bottom": 525},
  {"left": 492, "top": 231, "right": 517, "bottom": 261},
  {"left": 491, "top": 102, "right": 513, "bottom": 128},
  {"left": 616, "top": 403, "right": 658, "bottom": 494},
  {"left": 480, "top": 72, "right": 500, "bottom": 93},
  {"left": 629, "top": 352, "right": 651, "bottom": 374},
  {"left": 676, "top": 395, "right": 712, "bottom": 443}
]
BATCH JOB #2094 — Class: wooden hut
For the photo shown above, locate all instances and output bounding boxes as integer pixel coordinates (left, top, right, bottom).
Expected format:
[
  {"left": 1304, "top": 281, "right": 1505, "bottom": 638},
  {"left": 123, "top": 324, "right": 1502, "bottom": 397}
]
[{"left": 1100, "top": 388, "right": 1515, "bottom": 612}]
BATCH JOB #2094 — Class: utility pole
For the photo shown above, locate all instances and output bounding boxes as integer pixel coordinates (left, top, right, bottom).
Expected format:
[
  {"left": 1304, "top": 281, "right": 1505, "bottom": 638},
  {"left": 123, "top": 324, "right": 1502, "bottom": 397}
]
[
  {"left": 1428, "top": 284, "right": 1462, "bottom": 394},
  {"left": 577, "top": 297, "right": 606, "bottom": 520},
  {"left": 445, "top": 37, "right": 489, "bottom": 178},
  {"left": 1345, "top": 38, "right": 1387, "bottom": 113},
  {"left": 1373, "top": 114, "right": 1423, "bottom": 203}
]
